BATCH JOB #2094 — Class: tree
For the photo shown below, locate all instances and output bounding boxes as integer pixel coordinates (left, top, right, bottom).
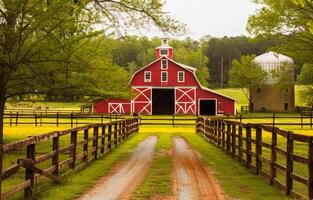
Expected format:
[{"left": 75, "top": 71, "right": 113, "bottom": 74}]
[
  {"left": 229, "top": 55, "right": 267, "bottom": 111},
  {"left": 297, "top": 64, "right": 313, "bottom": 107},
  {"left": 0, "top": 0, "right": 184, "bottom": 143}
]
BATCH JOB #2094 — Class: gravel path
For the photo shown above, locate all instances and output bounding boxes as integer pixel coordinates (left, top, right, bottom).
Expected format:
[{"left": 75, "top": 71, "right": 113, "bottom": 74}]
[
  {"left": 172, "top": 137, "right": 226, "bottom": 200},
  {"left": 79, "top": 136, "right": 158, "bottom": 200}
]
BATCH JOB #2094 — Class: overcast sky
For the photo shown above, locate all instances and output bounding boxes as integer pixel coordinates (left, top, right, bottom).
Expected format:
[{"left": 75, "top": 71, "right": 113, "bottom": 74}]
[{"left": 161, "top": 0, "right": 258, "bottom": 39}]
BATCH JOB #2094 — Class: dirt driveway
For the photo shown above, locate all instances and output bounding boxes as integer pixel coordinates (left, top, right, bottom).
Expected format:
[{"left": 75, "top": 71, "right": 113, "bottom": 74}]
[
  {"left": 78, "top": 135, "right": 158, "bottom": 200},
  {"left": 172, "top": 137, "right": 226, "bottom": 200}
]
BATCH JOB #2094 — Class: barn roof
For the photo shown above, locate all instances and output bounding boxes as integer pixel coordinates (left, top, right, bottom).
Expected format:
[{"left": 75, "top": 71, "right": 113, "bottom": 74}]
[{"left": 129, "top": 56, "right": 236, "bottom": 101}]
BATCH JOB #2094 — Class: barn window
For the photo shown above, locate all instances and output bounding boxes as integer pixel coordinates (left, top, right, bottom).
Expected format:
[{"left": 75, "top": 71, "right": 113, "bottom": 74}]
[
  {"left": 161, "top": 59, "right": 168, "bottom": 70},
  {"left": 161, "top": 71, "right": 168, "bottom": 82},
  {"left": 144, "top": 71, "right": 151, "bottom": 82},
  {"left": 178, "top": 71, "right": 185, "bottom": 82},
  {"left": 160, "top": 49, "right": 168, "bottom": 56}
]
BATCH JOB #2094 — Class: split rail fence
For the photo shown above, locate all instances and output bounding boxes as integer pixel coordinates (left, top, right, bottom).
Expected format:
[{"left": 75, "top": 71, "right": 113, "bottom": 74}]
[
  {"left": 0, "top": 118, "right": 139, "bottom": 200},
  {"left": 196, "top": 116, "right": 313, "bottom": 199}
]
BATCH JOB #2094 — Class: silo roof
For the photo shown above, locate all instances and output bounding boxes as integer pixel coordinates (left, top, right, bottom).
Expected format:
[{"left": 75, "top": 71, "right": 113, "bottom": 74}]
[{"left": 255, "top": 51, "right": 294, "bottom": 63}]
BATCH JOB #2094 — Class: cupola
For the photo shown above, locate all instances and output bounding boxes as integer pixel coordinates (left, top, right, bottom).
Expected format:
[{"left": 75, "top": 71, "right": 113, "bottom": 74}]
[{"left": 155, "top": 38, "right": 173, "bottom": 59}]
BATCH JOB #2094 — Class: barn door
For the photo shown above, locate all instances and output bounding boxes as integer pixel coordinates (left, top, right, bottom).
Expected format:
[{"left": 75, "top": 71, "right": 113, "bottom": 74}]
[
  {"left": 175, "top": 87, "right": 196, "bottom": 115},
  {"left": 132, "top": 87, "right": 152, "bottom": 115}
]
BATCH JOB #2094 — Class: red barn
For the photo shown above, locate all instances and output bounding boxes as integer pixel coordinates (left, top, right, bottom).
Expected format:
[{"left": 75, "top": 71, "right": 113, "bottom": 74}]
[{"left": 94, "top": 39, "right": 236, "bottom": 115}]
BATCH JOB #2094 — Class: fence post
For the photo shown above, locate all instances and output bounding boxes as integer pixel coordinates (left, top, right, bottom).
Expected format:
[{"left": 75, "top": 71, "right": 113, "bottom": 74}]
[
  {"left": 83, "top": 129, "right": 88, "bottom": 162},
  {"left": 218, "top": 121, "right": 221, "bottom": 147},
  {"left": 308, "top": 137, "right": 313, "bottom": 199},
  {"left": 25, "top": 143, "right": 35, "bottom": 198},
  {"left": 114, "top": 123, "right": 118, "bottom": 147},
  {"left": 222, "top": 121, "right": 226, "bottom": 151},
  {"left": 172, "top": 115, "right": 175, "bottom": 127},
  {"left": 56, "top": 112, "right": 59, "bottom": 127},
  {"left": 70, "top": 130, "right": 78, "bottom": 169},
  {"left": 9, "top": 111, "right": 12, "bottom": 126},
  {"left": 285, "top": 131, "right": 294, "bottom": 195},
  {"left": 108, "top": 124, "right": 112, "bottom": 151},
  {"left": 15, "top": 112, "right": 18, "bottom": 126},
  {"left": 52, "top": 133, "right": 59, "bottom": 176},
  {"left": 255, "top": 127, "right": 262, "bottom": 175},
  {"left": 122, "top": 120, "right": 126, "bottom": 140},
  {"left": 93, "top": 127, "right": 99, "bottom": 160},
  {"left": 35, "top": 114, "right": 37, "bottom": 127},
  {"left": 301, "top": 113, "right": 303, "bottom": 129},
  {"left": 71, "top": 113, "right": 73, "bottom": 128},
  {"left": 246, "top": 126, "right": 252, "bottom": 169},
  {"left": 238, "top": 125, "right": 243, "bottom": 162},
  {"left": 272, "top": 113, "right": 275, "bottom": 128},
  {"left": 310, "top": 110, "right": 313, "bottom": 129},
  {"left": 226, "top": 123, "right": 231, "bottom": 154},
  {"left": 101, "top": 126, "right": 106, "bottom": 154},
  {"left": 40, "top": 112, "right": 42, "bottom": 126},
  {"left": 231, "top": 124, "right": 236, "bottom": 158},
  {"left": 270, "top": 128, "right": 277, "bottom": 185}
]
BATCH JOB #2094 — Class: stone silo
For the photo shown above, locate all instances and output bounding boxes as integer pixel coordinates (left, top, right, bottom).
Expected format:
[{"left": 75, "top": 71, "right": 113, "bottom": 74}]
[{"left": 251, "top": 52, "right": 295, "bottom": 112}]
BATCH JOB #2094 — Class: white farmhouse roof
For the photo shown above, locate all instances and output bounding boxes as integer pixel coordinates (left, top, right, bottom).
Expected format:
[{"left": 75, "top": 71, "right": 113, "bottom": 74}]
[{"left": 255, "top": 51, "right": 294, "bottom": 64}]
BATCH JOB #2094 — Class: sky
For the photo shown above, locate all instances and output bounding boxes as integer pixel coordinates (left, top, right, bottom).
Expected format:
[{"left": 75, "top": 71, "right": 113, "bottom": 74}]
[{"left": 161, "top": 0, "right": 259, "bottom": 39}]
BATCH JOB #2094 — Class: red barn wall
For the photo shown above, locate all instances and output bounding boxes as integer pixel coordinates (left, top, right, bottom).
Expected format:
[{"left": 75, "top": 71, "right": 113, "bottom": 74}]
[{"left": 93, "top": 99, "right": 131, "bottom": 114}]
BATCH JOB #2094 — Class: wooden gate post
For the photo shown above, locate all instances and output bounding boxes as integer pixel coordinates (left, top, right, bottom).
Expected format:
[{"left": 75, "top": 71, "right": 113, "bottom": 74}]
[
  {"left": 35, "top": 114, "right": 37, "bottom": 127},
  {"left": 238, "top": 125, "right": 243, "bottom": 162},
  {"left": 122, "top": 121, "right": 126, "bottom": 140},
  {"left": 308, "top": 137, "right": 313, "bottom": 199},
  {"left": 83, "top": 129, "right": 89, "bottom": 162},
  {"left": 108, "top": 124, "right": 112, "bottom": 151},
  {"left": 226, "top": 123, "right": 231, "bottom": 154},
  {"left": 231, "top": 124, "right": 236, "bottom": 158},
  {"left": 255, "top": 127, "right": 262, "bottom": 175},
  {"left": 246, "top": 126, "right": 252, "bottom": 168},
  {"left": 270, "top": 128, "right": 277, "bottom": 185},
  {"left": 56, "top": 112, "right": 59, "bottom": 127},
  {"left": 114, "top": 123, "right": 118, "bottom": 147},
  {"left": 285, "top": 131, "right": 294, "bottom": 195},
  {"left": 70, "top": 131, "right": 78, "bottom": 169},
  {"left": 15, "top": 112, "right": 18, "bottom": 126},
  {"left": 222, "top": 121, "right": 226, "bottom": 151},
  {"left": 92, "top": 127, "right": 99, "bottom": 160},
  {"left": 25, "top": 143, "right": 35, "bottom": 199},
  {"left": 52, "top": 133, "right": 59, "bottom": 176},
  {"left": 101, "top": 126, "right": 106, "bottom": 154}
]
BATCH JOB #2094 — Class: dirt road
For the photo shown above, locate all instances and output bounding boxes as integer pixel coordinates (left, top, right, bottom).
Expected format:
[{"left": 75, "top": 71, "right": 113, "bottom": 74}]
[
  {"left": 79, "top": 136, "right": 158, "bottom": 200},
  {"left": 172, "top": 137, "right": 225, "bottom": 200}
]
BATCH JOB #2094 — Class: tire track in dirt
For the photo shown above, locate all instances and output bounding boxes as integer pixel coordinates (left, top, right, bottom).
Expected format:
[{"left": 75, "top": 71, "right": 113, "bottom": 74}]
[
  {"left": 79, "top": 136, "right": 158, "bottom": 200},
  {"left": 172, "top": 137, "right": 225, "bottom": 200}
]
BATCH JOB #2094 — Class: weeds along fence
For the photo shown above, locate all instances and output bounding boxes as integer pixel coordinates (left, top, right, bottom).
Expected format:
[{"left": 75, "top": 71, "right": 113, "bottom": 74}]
[
  {"left": 0, "top": 118, "right": 139, "bottom": 200},
  {"left": 196, "top": 116, "right": 313, "bottom": 200}
]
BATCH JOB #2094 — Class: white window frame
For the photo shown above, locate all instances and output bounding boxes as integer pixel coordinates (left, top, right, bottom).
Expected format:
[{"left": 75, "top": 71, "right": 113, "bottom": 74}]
[
  {"left": 160, "top": 49, "right": 169, "bottom": 56},
  {"left": 161, "top": 71, "right": 168, "bottom": 82},
  {"left": 144, "top": 71, "right": 151, "bottom": 82},
  {"left": 161, "top": 59, "right": 168, "bottom": 70},
  {"left": 178, "top": 71, "right": 185, "bottom": 82}
]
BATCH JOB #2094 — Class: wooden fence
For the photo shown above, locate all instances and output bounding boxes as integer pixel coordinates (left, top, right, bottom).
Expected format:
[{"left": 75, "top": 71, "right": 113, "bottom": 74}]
[
  {"left": 0, "top": 118, "right": 139, "bottom": 200},
  {"left": 196, "top": 116, "right": 313, "bottom": 199},
  {"left": 3, "top": 112, "right": 126, "bottom": 127}
]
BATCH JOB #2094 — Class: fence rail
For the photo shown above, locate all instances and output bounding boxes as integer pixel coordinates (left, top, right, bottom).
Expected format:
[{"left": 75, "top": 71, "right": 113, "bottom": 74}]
[
  {"left": 196, "top": 116, "right": 313, "bottom": 200},
  {"left": 0, "top": 118, "right": 139, "bottom": 200}
]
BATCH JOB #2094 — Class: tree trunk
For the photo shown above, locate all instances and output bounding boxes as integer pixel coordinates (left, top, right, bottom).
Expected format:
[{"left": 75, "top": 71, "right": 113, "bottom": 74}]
[{"left": 221, "top": 56, "right": 224, "bottom": 88}]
